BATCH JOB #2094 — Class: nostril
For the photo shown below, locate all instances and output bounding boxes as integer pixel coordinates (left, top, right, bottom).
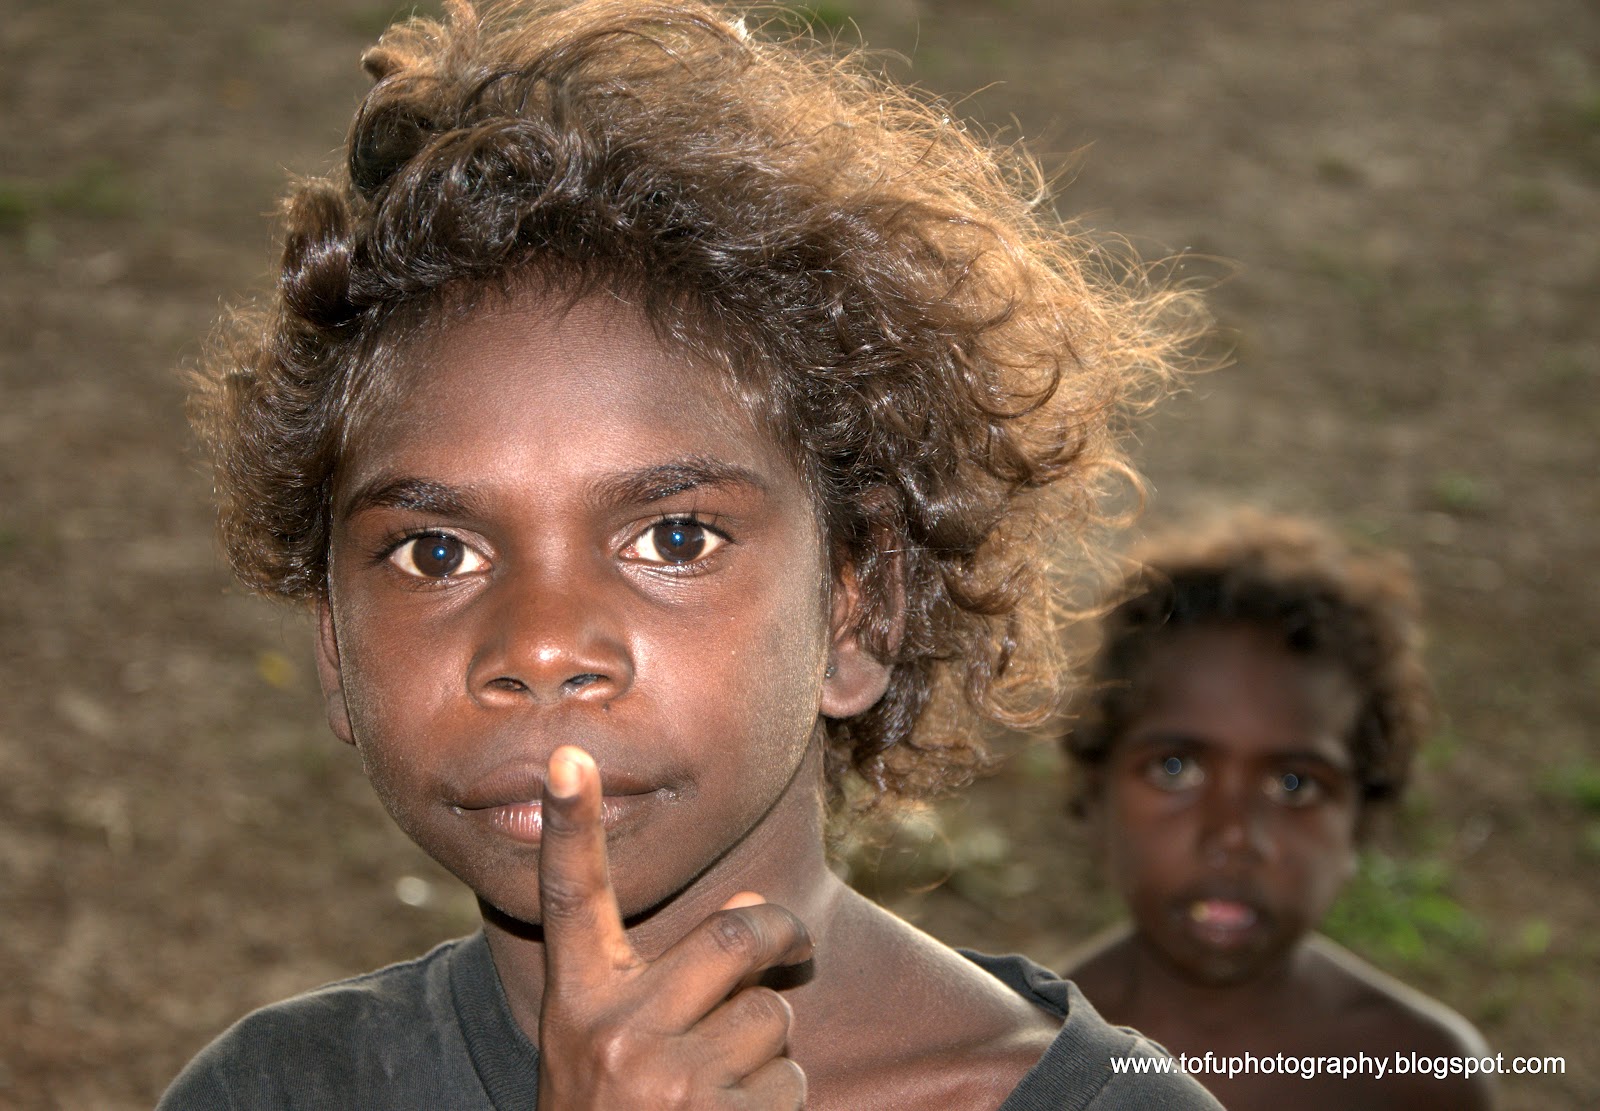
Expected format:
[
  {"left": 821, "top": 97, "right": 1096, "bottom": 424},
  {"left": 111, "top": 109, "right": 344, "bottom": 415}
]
[
  {"left": 487, "top": 677, "right": 529, "bottom": 693},
  {"left": 563, "top": 673, "right": 604, "bottom": 691}
]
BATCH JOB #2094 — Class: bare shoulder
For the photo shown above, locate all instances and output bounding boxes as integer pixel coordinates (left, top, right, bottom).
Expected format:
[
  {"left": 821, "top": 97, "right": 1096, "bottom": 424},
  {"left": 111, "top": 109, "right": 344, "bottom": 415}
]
[
  {"left": 1307, "top": 934, "right": 1490, "bottom": 1055},
  {"left": 798, "top": 892, "right": 1062, "bottom": 1111},
  {"left": 1305, "top": 934, "right": 1496, "bottom": 1110}
]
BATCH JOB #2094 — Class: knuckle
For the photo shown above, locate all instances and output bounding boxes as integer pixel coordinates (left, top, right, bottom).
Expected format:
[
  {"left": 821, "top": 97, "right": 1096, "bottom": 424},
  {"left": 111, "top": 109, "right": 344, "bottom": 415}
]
[
  {"left": 590, "top": 1021, "right": 635, "bottom": 1074},
  {"left": 537, "top": 870, "right": 594, "bottom": 920},
  {"left": 738, "top": 986, "right": 793, "bottom": 1031},
  {"left": 658, "top": 1073, "right": 694, "bottom": 1109}
]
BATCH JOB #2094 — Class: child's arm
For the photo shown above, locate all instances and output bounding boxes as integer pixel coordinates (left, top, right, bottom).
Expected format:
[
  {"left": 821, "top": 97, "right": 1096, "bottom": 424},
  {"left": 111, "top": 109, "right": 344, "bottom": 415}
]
[{"left": 536, "top": 747, "right": 812, "bottom": 1108}]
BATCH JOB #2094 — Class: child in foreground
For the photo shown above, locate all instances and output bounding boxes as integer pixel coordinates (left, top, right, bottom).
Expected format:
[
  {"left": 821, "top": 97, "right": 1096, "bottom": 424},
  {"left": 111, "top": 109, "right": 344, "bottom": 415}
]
[
  {"left": 1060, "top": 510, "right": 1494, "bottom": 1110},
  {"left": 159, "top": 1, "right": 1219, "bottom": 1107}
]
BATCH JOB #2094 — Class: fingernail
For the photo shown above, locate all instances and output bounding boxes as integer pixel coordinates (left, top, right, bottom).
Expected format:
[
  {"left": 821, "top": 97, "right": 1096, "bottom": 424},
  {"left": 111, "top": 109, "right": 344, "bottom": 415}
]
[{"left": 548, "top": 747, "right": 589, "bottom": 799}]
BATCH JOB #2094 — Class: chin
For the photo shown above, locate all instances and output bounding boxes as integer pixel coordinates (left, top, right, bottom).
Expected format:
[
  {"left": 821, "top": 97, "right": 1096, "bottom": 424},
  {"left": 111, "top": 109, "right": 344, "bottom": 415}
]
[
  {"left": 1183, "top": 953, "right": 1273, "bottom": 988},
  {"left": 1172, "top": 934, "right": 1297, "bottom": 988}
]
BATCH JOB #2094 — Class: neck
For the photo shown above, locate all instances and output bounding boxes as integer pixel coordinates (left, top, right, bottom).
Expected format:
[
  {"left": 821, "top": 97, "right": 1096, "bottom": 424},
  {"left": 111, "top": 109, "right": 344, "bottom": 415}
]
[
  {"left": 1124, "top": 932, "right": 1307, "bottom": 1028},
  {"left": 482, "top": 739, "right": 847, "bottom": 1039}
]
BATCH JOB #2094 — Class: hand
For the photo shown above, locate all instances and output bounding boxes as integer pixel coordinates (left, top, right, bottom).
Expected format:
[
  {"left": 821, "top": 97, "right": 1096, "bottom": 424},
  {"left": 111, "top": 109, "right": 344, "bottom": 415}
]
[{"left": 535, "top": 746, "right": 812, "bottom": 1109}]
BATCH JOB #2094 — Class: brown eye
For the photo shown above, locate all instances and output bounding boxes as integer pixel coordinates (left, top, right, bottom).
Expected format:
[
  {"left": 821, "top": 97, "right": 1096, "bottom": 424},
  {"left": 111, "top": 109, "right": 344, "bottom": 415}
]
[
  {"left": 391, "top": 533, "right": 484, "bottom": 579},
  {"left": 629, "top": 518, "right": 726, "bottom": 565},
  {"left": 1265, "top": 771, "right": 1325, "bottom": 807},
  {"left": 1143, "top": 754, "right": 1204, "bottom": 791}
]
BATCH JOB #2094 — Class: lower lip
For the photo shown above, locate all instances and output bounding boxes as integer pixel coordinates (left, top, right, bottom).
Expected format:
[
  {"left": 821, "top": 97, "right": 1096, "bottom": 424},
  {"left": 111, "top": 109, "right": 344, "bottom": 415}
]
[
  {"left": 458, "top": 794, "right": 656, "bottom": 844},
  {"left": 1186, "top": 899, "right": 1261, "bottom": 947}
]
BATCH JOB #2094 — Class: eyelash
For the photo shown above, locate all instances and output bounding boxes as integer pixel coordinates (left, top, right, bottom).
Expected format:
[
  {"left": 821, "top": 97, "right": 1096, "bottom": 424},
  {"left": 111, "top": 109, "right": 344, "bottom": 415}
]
[
  {"left": 1138, "top": 754, "right": 1330, "bottom": 807},
  {"left": 371, "top": 513, "right": 733, "bottom": 582},
  {"left": 621, "top": 513, "right": 732, "bottom": 572},
  {"left": 376, "top": 529, "right": 487, "bottom": 583},
  {"left": 1143, "top": 754, "right": 1204, "bottom": 791},
  {"left": 1266, "top": 771, "right": 1327, "bottom": 807}
]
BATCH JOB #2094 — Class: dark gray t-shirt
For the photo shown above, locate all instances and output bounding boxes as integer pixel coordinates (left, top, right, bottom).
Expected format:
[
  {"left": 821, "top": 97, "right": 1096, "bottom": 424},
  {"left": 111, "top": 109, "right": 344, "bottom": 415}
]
[{"left": 159, "top": 933, "right": 1219, "bottom": 1109}]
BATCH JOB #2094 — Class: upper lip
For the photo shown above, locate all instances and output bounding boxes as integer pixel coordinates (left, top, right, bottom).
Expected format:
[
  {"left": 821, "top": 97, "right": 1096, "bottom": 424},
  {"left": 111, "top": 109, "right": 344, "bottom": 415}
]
[
  {"left": 1177, "top": 884, "right": 1267, "bottom": 917},
  {"left": 451, "top": 759, "right": 661, "bottom": 810}
]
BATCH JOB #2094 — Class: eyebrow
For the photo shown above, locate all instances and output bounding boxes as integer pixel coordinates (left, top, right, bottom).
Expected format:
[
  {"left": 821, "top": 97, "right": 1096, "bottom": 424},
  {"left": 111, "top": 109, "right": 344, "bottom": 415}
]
[
  {"left": 339, "top": 457, "right": 769, "bottom": 522},
  {"left": 588, "top": 457, "right": 770, "bottom": 507},
  {"left": 341, "top": 477, "right": 480, "bottom": 520},
  {"left": 1270, "top": 750, "right": 1355, "bottom": 775},
  {"left": 1123, "top": 732, "right": 1354, "bottom": 773}
]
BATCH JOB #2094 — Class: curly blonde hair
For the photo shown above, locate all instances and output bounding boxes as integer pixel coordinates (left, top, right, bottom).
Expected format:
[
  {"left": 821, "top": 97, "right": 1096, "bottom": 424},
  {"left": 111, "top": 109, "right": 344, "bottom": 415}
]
[
  {"left": 191, "top": 0, "right": 1205, "bottom": 804},
  {"left": 1063, "top": 510, "right": 1433, "bottom": 813}
]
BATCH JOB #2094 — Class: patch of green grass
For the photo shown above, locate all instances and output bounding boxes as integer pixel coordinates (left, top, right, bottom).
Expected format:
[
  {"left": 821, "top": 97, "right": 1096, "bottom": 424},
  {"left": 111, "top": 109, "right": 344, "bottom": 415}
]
[
  {"left": 0, "top": 182, "right": 36, "bottom": 231},
  {"left": 1015, "top": 740, "right": 1064, "bottom": 783},
  {"left": 1475, "top": 983, "right": 1516, "bottom": 1025},
  {"left": 1529, "top": 88, "right": 1600, "bottom": 177},
  {"left": 1506, "top": 177, "right": 1557, "bottom": 214},
  {"left": 49, "top": 160, "right": 138, "bottom": 218},
  {"left": 1429, "top": 472, "right": 1490, "bottom": 515},
  {"left": 1299, "top": 247, "right": 1486, "bottom": 357},
  {"left": 1541, "top": 349, "right": 1590, "bottom": 382},
  {"left": 1347, "top": 517, "right": 1391, "bottom": 541},
  {"left": 1537, "top": 760, "right": 1600, "bottom": 813},
  {"left": 1323, "top": 851, "right": 1482, "bottom": 969},
  {"left": 790, "top": 3, "right": 854, "bottom": 34},
  {"left": 1575, "top": 88, "right": 1600, "bottom": 130},
  {"left": 1420, "top": 727, "right": 1461, "bottom": 771},
  {"left": 1301, "top": 245, "right": 1388, "bottom": 306},
  {"left": 0, "top": 160, "right": 139, "bottom": 236},
  {"left": 1512, "top": 918, "right": 1553, "bottom": 959},
  {"left": 1314, "top": 153, "right": 1363, "bottom": 185}
]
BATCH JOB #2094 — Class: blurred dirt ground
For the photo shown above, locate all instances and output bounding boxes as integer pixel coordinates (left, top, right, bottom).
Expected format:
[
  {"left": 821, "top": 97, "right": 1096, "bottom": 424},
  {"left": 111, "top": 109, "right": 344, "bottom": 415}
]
[{"left": 1, "top": 0, "right": 1596, "bottom": 1107}]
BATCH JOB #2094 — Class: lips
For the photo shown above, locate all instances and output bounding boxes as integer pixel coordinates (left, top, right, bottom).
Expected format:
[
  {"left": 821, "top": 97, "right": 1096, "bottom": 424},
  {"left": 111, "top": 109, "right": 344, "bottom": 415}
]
[
  {"left": 453, "top": 760, "right": 660, "bottom": 810},
  {"left": 1183, "top": 895, "right": 1264, "bottom": 947},
  {"left": 476, "top": 800, "right": 547, "bottom": 841},
  {"left": 449, "top": 760, "right": 666, "bottom": 845}
]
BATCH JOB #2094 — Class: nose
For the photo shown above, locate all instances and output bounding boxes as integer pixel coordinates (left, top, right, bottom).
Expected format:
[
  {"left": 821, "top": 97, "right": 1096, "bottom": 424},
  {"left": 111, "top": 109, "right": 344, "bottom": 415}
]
[
  {"left": 465, "top": 562, "right": 633, "bottom": 707},
  {"left": 1197, "top": 771, "right": 1273, "bottom": 868}
]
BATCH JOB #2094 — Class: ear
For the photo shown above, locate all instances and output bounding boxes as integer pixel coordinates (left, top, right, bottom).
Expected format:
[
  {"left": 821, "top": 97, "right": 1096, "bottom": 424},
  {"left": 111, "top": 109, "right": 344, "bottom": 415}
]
[
  {"left": 819, "top": 558, "right": 898, "bottom": 719},
  {"left": 315, "top": 598, "right": 356, "bottom": 746}
]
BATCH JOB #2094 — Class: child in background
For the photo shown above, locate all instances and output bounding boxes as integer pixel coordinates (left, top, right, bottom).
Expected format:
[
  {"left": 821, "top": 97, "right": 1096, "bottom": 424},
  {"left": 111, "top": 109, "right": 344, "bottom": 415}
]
[
  {"left": 1061, "top": 510, "right": 1493, "bottom": 1110},
  {"left": 160, "top": 1, "right": 1218, "bottom": 1107}
]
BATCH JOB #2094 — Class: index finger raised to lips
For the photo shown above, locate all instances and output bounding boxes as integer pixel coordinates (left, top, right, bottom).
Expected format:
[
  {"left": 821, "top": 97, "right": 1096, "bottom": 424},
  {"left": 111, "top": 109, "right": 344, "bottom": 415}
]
[{"left": 538, "top": 745, "right": 635, "bottom": 988}]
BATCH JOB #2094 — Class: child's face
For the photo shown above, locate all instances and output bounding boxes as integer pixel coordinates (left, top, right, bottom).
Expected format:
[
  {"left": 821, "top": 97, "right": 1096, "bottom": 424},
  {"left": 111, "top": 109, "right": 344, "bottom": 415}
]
[
  {"left": 1100, "top": 624, "right": 1362, "bottom": 987},
  {"left": 314, "top": 292, "right": 866, "bottom": 925}
]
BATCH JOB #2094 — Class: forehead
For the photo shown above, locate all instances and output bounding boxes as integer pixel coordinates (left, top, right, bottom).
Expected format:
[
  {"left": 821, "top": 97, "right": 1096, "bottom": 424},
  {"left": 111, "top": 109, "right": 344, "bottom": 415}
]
[
  {"left": 335, "top": 291, "right": 801, "bottom": 507},
  {"left": 1126, "top": 625, "right": 1361, "bottom": 766}
]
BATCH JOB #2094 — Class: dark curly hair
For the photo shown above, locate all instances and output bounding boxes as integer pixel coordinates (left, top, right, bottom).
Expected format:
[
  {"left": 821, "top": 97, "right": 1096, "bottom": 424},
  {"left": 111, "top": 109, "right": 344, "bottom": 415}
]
[
  {"left": 1062, "top": 510, "right": 1433, "bottom": 815},
  {"left": 191, "top": 0, "right": 1206, "bottom": 805}
]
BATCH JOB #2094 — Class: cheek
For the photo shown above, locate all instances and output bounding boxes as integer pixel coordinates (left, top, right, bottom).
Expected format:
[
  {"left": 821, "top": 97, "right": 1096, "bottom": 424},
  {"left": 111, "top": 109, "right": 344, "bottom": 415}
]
[
  {"left": 1101, "top": 786, "right": 1184, "bottom": 902},
  {"left": 737, "top": 622, "right": 829, "bottom": 774},
  {"left": 332, "top": 603, "right": 467, "bottom": 776},
  {"left": 341, "top": 617, "right": 452, "bottom": 717},
  {"left": 1280, "top": 811, "right": 1359, "bottom": 915},
  {"left": 726, "top": 561, "right": 829, "bottom": 696},
  {"left": 646, "top": 567, "right": 830, "bottom": 771}
]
